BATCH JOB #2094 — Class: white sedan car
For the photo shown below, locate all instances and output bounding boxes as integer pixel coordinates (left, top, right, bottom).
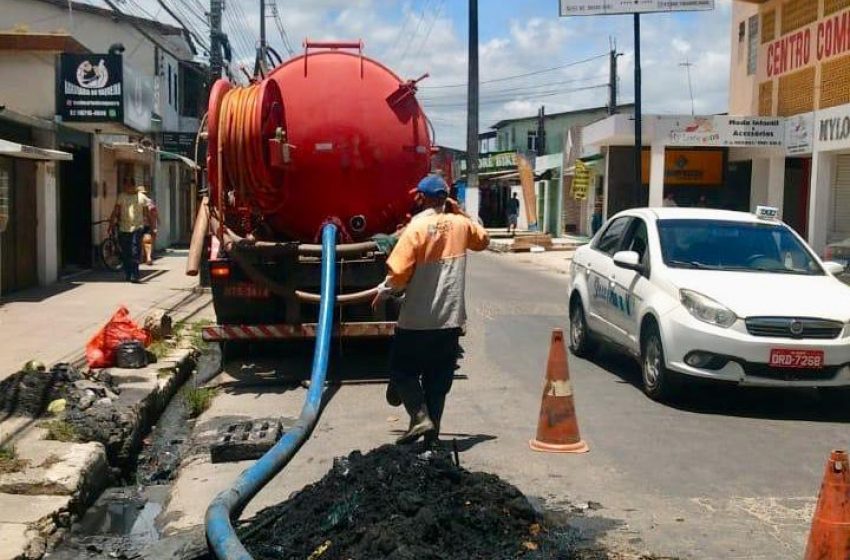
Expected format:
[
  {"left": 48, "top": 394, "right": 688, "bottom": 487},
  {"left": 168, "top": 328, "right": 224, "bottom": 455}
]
[{"left": 568, "top": 207, "right": 850, "bottom": 401}]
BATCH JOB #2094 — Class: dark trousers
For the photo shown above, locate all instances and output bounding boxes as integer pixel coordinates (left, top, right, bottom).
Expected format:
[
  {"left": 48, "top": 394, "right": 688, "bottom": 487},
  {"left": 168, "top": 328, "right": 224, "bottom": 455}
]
[
  {"left": 118, "top": 229, "right": 143, "bottom": 281},
  {"left": 389, "top": 328, "right": 460, "bottom": 428}
]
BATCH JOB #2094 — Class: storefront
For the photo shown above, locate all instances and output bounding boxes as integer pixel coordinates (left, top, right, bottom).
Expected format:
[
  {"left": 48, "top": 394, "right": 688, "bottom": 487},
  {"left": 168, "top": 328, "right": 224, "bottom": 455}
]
[
  {"left": 582, "top": 113, "right": 784, "bottom": 218},
  {"left": 0, "top": 138, "right": 71, "bottom": 296}
]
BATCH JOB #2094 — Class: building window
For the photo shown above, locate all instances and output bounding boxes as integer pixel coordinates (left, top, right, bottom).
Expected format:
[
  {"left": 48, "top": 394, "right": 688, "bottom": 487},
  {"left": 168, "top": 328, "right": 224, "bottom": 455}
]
[
  {"left": 738, "top": 21, "right": 746, "bottom": 42},
  {"left": 510, "top": 127, "right": 516, "bottom": 148},
  {"left": 527, "top": 131, "right": 538, "bottom": 152},
  {"left": 747, "top": 16, "right": 759, "bottom": 75},
  {"left": 168, "top": 64, "right": 173, "bottom": 107}
]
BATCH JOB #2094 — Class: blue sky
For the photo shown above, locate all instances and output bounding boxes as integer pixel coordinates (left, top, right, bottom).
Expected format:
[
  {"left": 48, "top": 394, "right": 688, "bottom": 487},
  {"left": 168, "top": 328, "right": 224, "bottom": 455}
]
[{"left": 77, "top": 0, "right": 733, "bottom": 148}]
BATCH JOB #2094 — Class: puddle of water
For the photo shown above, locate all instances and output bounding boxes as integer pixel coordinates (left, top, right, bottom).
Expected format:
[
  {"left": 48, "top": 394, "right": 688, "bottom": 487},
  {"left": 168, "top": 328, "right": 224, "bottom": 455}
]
[{"left": 48, "top": 348, "right": 222, "bottom": 559}]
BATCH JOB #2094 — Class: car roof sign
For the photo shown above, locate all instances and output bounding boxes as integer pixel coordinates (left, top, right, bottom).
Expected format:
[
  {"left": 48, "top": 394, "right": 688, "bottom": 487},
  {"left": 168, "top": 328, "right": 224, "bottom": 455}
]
[{"left": 755, "top": 206, "right": 779, "bottom": 221}]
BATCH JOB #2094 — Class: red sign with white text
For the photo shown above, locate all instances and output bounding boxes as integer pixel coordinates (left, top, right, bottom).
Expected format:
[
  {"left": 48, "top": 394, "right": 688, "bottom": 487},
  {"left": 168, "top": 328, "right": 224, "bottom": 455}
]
[{"left": 762, "top": 8, "right": 850, "bottom": 79}]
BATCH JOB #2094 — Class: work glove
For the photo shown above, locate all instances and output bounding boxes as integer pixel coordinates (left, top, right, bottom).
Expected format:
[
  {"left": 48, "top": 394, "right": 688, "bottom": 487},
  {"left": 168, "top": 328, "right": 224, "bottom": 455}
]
[{"left": 371, "top": 279, "right": 395, "bottom": 311}]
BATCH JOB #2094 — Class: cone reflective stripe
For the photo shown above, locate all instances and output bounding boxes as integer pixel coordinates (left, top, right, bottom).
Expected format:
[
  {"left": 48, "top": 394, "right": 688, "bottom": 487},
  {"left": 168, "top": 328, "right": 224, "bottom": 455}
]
[
  {"left": 529, "top": 329, "right": 589, "bottom": 454},
  {"left": 804, "top": 450, "right": 850, "bottom": 560}
]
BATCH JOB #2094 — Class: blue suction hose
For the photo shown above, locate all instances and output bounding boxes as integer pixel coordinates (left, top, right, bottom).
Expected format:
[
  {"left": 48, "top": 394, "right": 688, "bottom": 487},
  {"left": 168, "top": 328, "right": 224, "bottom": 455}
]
[{"left": 205, "top": 223, "right": 338, "bottom": 559}]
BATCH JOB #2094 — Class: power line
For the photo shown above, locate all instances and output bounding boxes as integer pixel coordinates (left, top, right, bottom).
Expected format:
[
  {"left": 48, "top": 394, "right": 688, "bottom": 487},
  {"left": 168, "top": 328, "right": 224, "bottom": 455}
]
[
  {"left": 398, "top": 0, "right": 432, "bottom": 67},
  {"left": 419, "top": 74, "right": 604, "bottom": 100},
  {"left": 420, "top": 53, "right": 608, "bottom": 89},
  {"left": 389, "top": 0, "right": 418, "bottom": 56},
  {"left": 269, "top": 0, "right": 295, "bottom": 57},
  {"left": 421, "top": 83, "right": 608, "bottom": 107},
  {"left": 404, "top": 0, "right": 444, "bottom": 73},
  {"left": 155, "top": 0, "right": 210, "bottom": 54}
]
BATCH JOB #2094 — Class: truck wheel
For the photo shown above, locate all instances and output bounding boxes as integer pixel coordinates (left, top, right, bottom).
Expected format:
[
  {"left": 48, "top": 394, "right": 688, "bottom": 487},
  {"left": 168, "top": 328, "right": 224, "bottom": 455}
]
[
  {"left": 641, "top": 325, "right": 678, "bottom": 402},
  {"left": 221, "top": 340, "right": 248, "bottom": 362},
  {"left": 569, "top": 298, "right": 597, "bottom": 358}
]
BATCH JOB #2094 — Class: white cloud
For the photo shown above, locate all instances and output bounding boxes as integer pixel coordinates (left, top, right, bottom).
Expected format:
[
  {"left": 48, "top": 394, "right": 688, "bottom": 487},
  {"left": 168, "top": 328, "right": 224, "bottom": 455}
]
[{"left": 96, "top": 0, "right": 734, "bottom": 148}]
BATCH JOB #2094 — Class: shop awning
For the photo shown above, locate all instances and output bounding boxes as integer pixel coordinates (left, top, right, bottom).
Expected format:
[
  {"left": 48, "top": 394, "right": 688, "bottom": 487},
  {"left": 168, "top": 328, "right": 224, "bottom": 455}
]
[{"left": 0, "top": 139, "right": 72, "bottom": 161}]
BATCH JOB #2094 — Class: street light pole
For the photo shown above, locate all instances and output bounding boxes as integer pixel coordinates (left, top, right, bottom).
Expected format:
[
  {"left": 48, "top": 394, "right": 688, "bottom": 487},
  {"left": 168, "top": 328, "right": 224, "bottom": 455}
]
[
  {"left": 466, "top": 0, "right": 480, "bottom": 220},
  {"left": 633, "top": 14, "right": 642, "bottom": 200}
]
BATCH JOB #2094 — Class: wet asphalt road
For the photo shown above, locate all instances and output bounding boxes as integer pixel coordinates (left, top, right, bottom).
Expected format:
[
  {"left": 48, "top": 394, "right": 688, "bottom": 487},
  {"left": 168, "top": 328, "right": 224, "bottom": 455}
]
[{"left": 460, "top": 252, "right": 850, "bottom": 559}]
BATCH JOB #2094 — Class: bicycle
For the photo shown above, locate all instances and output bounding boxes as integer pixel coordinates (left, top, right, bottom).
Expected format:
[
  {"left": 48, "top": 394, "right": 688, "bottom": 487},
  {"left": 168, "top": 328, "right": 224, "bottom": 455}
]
[{"left": 95, "top": 220, "right": 123, "bottom": 272}]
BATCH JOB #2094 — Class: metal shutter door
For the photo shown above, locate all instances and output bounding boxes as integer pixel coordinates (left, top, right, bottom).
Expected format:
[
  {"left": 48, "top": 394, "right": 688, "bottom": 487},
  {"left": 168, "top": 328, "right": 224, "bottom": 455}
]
[{"left": 831, "top": 155, "right": 850, "bottom": 240}]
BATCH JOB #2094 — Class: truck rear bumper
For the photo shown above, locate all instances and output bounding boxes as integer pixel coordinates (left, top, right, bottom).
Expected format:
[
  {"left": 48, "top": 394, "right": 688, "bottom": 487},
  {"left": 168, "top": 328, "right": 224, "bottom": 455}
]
[{"left": 202, "top": 322, "right": 396, "bottom": 341}]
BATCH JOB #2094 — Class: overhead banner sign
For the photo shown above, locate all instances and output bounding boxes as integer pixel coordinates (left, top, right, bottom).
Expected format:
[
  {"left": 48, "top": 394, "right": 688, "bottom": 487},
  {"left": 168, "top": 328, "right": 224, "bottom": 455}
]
[
  {"left": 559, "top": 0, "right": 713, "bottom": 16},
  {"left": 57, "top": 53, "right": 123, "bottom": 122},
  {"left": 663, "top": 116, "right": 783, "bottom": 148}
]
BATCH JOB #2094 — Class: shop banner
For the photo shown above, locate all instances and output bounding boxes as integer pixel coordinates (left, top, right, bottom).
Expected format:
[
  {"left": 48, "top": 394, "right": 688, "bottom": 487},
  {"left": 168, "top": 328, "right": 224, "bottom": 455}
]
[
  {"left": 785, "top": 112, "right": 814, "bottom": 156},
  {"left": 814, "top": 104, "right": 850, "bottom": 151},
  {"left": 663, "top": 116, "right": 783, "bottom": 148},
  {"left": 459, "top": 151, "right": 518, "bottom": 173},
  {"left": 572, "top": 160, "right": 590, "bottom": 199},
  {"left": 640, "top": 149, "right": 724, "bottom": 186},
  {"left": 57, "top": 53, "right": 123, "bottom": 122},
  {"left": 559, "top": 0, "right": 713, "bottom": 16},
  {"left": 123, "top": 64, "right": 154, "bottom": 133},
  {"left": 162, "top": 132, "right": 197, "bottom": 158},
  {"left": 517, "top": 154, "right": 538, "bottom": 230}
]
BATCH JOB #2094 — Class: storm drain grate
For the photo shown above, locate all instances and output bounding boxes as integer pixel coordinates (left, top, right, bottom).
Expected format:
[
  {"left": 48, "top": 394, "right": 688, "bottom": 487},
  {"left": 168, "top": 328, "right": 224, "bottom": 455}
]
[{"left": 210, "top": 418, "right": 282, "bottom": 463}]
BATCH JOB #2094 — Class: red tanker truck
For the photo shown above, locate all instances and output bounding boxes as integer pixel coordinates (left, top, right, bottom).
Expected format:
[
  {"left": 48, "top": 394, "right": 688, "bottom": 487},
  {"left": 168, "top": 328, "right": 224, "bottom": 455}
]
[{"left": 186, "top": 41, "right": 433, "bottom": 349}]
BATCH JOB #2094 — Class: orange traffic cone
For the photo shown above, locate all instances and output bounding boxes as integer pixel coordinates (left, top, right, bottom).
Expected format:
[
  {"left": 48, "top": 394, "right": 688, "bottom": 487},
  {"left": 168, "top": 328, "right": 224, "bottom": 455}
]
[
  {"left": 804, "top": 449, "right": 850, "bottom": 560},
  {"left": 529, "top": 329, "right": 589, "bottom": 454}
]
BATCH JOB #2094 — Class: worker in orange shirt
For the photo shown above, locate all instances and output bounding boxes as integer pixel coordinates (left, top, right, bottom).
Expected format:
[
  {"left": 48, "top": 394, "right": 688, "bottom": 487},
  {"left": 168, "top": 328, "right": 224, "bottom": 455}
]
[{"left": 373, "top": 174, "right": 490, "bottom": 445}]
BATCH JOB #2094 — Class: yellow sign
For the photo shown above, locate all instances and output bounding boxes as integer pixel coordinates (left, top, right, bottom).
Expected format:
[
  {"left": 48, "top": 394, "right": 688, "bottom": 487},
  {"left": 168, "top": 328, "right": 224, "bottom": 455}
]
[
  {"left": 572, "top": 160, "right": 590, "bottom": 200},
  {"left": 640, "top": 149, "right": 723, "bottom": 186}
]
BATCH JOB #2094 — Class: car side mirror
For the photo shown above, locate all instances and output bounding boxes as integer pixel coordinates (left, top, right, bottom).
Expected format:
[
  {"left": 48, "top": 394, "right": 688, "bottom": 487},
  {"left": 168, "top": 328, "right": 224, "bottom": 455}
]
[
  {"left": 613, "top": 250, "right": 643, "bottom": 272},
  {"left": 823, "top": 261, "right": 846, "bottom": 275}
]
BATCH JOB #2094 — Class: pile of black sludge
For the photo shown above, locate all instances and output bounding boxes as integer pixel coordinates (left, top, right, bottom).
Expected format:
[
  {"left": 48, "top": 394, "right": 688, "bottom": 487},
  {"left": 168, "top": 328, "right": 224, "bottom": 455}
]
[{"left": 239, "top": 444, "right": 576, "bottom": 560}]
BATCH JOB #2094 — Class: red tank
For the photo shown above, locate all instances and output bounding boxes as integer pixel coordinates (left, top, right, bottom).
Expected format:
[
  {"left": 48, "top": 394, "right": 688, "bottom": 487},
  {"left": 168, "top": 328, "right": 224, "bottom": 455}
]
[{"left": 208, "top": 42, "right": 433, "bottom": 242}]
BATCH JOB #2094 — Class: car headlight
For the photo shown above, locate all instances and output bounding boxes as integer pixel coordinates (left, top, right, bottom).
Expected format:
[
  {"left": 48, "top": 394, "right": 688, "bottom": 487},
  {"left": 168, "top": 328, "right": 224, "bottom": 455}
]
[{"left": 679, "top": 289, "right": 737, "bottom": 328}]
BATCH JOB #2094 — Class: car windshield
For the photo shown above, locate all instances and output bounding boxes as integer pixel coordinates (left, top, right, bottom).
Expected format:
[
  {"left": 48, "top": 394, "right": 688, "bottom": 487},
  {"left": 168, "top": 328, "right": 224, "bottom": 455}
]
[{"left": 657, "top": 219, "right": 823, "bottom": 275}]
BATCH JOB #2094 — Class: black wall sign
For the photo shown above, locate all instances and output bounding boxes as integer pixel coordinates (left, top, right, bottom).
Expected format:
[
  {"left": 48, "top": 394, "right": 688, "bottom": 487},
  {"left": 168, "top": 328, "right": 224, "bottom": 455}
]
[
  {"left": 161, "top": 132, "right": 196, "bottom": 157},
  {"left": 57, "top": 53, "right": 123, "bottom": 122}
]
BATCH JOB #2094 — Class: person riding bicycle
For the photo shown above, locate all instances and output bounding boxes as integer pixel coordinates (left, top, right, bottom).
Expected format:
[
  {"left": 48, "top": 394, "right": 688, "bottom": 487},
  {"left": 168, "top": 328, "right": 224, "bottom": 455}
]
[{"left": 109, "top": 178, "right": 152, "bottom": 283}]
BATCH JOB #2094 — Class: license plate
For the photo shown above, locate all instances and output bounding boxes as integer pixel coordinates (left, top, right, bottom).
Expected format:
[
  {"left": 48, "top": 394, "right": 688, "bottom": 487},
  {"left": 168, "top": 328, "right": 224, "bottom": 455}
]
[{"left": 769, "top": 349, "right": 825, "bottom": 368}]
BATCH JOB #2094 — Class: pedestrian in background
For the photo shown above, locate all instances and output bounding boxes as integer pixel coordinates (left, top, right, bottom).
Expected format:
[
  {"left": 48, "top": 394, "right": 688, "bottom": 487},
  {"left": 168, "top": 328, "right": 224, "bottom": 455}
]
[
  {"left": 507, "top": 192, "right": 520, "bottom": 236},
  {"left": 663, "top": 192, "right": 678, "bottom": 207},
  {"left": 373, "top": 174, "right": 490, "bottom": 445},
  {"left": 110, "top": 179, "right": 151, "bottom": 283},
  {"left": 138, "top": 186, "right": 159, "bottom": 265},
  {"left": 591, "top": 202, "right": 603, "bottom": 235}
]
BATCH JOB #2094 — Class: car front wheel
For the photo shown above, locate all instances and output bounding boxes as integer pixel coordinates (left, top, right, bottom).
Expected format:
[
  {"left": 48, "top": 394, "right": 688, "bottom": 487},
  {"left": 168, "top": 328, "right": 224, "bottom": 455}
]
[
  {"left": 569, "top": 299, "right": 597, "bottom": 358},
  {"left": 641, "top": 325, "right": 678, "bottom": 402}
]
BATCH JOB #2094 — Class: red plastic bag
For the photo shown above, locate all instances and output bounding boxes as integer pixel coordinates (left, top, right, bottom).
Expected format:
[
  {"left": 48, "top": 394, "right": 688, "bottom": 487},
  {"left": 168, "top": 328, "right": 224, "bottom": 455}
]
[{"left": 85, "top": 306, "right": 151, "bottom": 368}]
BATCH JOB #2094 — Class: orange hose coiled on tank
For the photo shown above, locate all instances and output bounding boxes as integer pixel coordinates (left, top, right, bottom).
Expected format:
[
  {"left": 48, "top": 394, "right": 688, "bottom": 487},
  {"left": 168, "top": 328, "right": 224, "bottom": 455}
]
[{"left": 216, "top": 82, "right": 281, "bottom": 219}]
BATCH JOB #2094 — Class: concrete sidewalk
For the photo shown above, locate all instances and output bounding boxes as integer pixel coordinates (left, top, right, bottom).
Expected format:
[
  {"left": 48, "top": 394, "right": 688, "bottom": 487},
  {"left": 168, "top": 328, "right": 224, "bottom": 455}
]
[{"left": 0, "top": 250, "right": 208, "bottom": 382}]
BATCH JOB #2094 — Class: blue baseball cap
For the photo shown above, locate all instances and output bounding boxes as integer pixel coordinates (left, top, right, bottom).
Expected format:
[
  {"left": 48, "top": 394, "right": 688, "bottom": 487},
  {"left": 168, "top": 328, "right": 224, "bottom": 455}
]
[{"left": 415, "top": 175, "right": 449, "bottom": 198}]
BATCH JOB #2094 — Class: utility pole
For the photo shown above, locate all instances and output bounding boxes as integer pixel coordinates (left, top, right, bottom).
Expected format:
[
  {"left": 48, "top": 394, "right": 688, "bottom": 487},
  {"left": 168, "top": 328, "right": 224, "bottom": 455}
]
[
  {"left": 680, "top": 57, "right": 695, "bottom": 115},
  {"left": 210, "top": 0, "right": 223, "bottom": 82},
  {"left": 633, "top": 14, "right": 642, "bottom": 200},
  {"left": 259, "top": 0, "right": 267, "bottom": 73},
  {"left": 465, "top": 0, "right": 480, "bottom": 219},
  {"left": 536, "top": 106, "right": 546, "bottom": 156},
  {"left": 608, "top": 40, "right": 619, "bottom": 115}
]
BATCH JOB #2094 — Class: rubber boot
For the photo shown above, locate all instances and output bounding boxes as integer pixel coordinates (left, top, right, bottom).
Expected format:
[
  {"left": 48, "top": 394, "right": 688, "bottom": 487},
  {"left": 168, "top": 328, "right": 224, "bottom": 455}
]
[
  {"left": 394, "top": 377, "right": 435, "bottom": 445},
  {"left": 385, "top": 379, "right": 402, "bottom": 407}
]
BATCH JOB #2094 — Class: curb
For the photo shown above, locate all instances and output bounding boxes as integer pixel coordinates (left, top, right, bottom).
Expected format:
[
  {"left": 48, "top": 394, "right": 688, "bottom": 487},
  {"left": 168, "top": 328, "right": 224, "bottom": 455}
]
[{"left": 0, "top": 347, "right": 199, "bottom": 560}]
